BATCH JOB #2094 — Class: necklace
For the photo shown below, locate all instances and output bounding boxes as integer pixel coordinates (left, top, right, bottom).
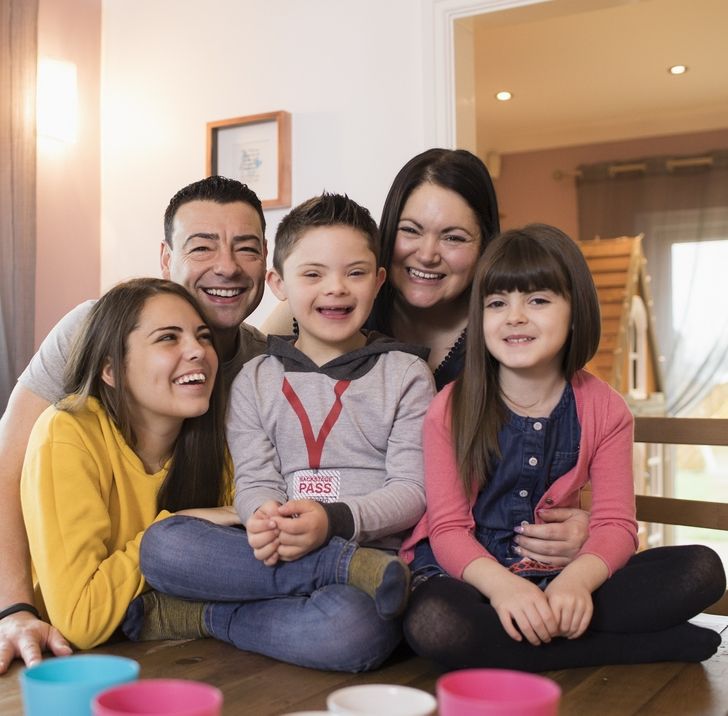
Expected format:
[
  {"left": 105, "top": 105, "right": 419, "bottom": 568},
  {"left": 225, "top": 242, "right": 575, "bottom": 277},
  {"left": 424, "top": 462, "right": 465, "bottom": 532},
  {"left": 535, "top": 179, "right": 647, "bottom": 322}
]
[
  {"left": 501, "top": 378, "right": 566, "bottom": 417},
  {"left": 502, "top": 392, "right": 542, "bottom": 411},
  {"left": 434, "top": 328, "right": 467, "bottom": 377}
]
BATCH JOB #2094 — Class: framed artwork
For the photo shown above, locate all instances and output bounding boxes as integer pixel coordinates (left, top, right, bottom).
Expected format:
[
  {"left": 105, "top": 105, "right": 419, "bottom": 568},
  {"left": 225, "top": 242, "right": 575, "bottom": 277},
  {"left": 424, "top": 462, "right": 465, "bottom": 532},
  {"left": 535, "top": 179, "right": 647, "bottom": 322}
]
[{"left": 206, "top": 110, "right": 291, "bottom": 209}]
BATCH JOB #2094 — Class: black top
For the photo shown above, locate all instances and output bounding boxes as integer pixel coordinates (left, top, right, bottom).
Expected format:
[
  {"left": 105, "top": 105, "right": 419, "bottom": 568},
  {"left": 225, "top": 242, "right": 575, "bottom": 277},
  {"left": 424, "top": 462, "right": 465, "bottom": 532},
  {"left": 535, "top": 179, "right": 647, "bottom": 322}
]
[{"left": 364, "top": 315, "right": 466, "bottom": 392}]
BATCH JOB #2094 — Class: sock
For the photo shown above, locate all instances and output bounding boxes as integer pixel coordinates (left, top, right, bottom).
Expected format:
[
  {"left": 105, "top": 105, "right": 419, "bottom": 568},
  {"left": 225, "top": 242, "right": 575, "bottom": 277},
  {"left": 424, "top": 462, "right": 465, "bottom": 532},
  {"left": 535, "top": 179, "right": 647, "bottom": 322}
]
[
  {"left": 347, "top": 548, "right": 411, "bottom": 620},
  {"left": 126, "top": 591, "right": 208, "bottom": 641}
]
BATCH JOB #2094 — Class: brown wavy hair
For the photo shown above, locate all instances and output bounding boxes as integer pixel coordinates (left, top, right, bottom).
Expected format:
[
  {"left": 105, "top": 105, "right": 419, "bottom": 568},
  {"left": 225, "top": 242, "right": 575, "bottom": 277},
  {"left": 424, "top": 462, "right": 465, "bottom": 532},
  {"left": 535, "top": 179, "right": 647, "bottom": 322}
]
[{"left": 62, "top": 278, "right": 227, "bottom": 511}]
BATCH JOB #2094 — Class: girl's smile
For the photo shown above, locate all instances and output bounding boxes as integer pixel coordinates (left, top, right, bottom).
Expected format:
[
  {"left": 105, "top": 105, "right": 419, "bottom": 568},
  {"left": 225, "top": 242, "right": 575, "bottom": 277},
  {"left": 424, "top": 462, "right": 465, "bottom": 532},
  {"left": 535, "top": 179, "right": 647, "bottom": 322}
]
[
  {"left": 483, "top": 289, "right": 571, "bottom": 377},
  {"left": 115, "top": 293, "right": 218, "bottom": 434}
]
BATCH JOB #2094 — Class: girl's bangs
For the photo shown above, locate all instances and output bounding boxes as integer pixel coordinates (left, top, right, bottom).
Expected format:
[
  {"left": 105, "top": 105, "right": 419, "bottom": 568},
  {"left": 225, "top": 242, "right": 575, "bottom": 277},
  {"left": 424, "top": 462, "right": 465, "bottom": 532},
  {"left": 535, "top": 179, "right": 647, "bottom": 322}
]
[{"left": 483, "top": 238, "right": 570, "bottom": 297}]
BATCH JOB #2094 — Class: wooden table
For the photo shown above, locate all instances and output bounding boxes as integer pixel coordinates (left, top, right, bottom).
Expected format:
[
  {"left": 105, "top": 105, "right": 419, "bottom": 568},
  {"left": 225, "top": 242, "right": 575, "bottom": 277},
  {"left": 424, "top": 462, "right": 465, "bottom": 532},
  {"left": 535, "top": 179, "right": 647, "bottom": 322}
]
[{"left": 2, "top": 616, "right": 727, "bottom": 715}]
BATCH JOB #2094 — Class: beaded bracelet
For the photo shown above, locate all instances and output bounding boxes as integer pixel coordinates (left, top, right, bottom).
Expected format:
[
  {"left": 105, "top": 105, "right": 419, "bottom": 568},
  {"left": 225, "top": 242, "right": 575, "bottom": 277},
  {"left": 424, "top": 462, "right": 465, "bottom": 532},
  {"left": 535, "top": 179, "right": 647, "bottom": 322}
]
[{"left": 0, "top": 603, "right": 41, "bottom": 622}]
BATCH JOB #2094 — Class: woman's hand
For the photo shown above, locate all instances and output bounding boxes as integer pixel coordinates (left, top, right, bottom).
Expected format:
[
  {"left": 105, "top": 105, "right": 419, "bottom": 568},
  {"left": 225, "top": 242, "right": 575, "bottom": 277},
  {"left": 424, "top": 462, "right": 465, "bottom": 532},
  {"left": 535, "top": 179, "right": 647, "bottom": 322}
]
[
  {"left": 513, "top": 508, "right": 589, "bottom": 566},
  {"left": 463, "top": 557, "right": 558, "bottom": 645}
]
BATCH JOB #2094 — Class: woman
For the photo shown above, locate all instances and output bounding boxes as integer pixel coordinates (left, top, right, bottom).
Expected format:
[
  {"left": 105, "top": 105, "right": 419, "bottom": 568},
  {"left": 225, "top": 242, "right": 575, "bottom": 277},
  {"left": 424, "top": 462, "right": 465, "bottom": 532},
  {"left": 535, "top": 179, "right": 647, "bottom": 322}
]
[
  {"left": 368, "top": 147, "right": 499, "bottom": 389},
  {"left": 20, "top": 278, "right": 235, "bottom": 649}
]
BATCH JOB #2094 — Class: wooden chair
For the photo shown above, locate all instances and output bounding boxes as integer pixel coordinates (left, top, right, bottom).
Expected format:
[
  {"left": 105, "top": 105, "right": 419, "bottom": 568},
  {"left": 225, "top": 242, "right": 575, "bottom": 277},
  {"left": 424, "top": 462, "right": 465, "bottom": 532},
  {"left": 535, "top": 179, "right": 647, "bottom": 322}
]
[{"left": 634, "top": 417, "right": 728, "bottom": 615}]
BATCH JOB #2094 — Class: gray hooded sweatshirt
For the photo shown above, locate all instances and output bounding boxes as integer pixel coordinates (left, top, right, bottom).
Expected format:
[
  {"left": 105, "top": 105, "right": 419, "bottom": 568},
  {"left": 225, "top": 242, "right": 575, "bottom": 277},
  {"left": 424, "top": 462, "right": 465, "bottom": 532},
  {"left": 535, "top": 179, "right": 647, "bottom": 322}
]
[{"left": 228, "top": 332, "right": 436, "bottom": 550}]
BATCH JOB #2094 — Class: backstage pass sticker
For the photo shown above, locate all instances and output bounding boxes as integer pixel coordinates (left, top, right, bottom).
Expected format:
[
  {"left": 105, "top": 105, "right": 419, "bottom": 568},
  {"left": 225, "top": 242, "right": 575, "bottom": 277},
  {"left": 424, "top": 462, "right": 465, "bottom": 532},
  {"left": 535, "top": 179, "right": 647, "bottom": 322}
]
[{"left": 291, "top": 468, "right": 341, "bottom": 503}]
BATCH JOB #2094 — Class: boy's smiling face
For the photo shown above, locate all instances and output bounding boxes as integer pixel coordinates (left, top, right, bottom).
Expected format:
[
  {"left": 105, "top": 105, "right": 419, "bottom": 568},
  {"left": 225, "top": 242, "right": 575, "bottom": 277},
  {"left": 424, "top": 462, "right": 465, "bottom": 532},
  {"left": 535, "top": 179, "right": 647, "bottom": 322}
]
[{"left": 267, "top": 225, "right": 386, "bottom": 365}]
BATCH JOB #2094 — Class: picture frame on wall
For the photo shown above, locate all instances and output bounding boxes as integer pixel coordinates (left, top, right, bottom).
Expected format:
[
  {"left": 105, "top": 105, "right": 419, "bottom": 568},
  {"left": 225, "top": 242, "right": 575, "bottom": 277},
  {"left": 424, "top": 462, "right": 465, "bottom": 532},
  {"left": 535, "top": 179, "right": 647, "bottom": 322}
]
[{"left": 206, "top": 110, "right": 291, "bottom": 209}]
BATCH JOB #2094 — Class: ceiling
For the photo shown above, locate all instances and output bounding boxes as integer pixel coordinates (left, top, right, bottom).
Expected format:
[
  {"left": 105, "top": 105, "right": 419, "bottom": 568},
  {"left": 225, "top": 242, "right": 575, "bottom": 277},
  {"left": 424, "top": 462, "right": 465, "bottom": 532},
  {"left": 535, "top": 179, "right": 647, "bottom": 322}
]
[{"left": 462, "top": 0, "right": 728, "bottom": 154}]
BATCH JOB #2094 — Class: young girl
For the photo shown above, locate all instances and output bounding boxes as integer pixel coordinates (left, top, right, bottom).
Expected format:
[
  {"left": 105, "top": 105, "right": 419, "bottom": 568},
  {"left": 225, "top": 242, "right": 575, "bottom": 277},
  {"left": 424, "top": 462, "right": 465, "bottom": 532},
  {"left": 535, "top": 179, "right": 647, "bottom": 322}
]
[
  {"left": 20, "top": 278, "right": 234, "bottom": 650},
  {"left": 401, "top": 224, "right": 725, "bottom": 672}
]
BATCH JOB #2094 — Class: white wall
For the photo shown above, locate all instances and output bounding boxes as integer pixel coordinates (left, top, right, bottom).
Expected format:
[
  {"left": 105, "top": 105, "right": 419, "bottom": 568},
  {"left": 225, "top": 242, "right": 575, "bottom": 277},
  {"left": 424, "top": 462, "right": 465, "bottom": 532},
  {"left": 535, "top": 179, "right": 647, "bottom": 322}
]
[{"left": 101, "top": 0, "right": 427, "bottom": 325}]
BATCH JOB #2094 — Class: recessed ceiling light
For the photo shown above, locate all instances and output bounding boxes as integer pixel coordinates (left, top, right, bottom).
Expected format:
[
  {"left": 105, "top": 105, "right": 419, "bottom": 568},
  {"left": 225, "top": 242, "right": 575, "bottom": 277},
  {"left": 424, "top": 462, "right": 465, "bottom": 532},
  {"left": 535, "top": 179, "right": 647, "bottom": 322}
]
[
  {"left": 495, "top": 90, "right": 513, "bottom": 101},
  {"left": 668, "top": 64, "right": 688, "bottom": 75}
]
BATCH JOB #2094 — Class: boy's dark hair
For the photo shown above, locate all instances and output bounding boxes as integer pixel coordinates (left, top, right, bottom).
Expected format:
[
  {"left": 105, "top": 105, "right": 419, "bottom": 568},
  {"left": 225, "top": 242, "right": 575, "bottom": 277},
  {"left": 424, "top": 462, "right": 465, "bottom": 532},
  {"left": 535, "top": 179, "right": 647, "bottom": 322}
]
[
  {"left": 62, "top": 277, "right": 227, "bottom": 512},
  {"left": 451, "top": 223, "right": 601, "bottom": 497},
  {"left": 273, "top": 193, "right": 380, "bottom": 274},
  {"left": 163, "top": 175, "right": 266, "bottom": 246},
  {"left": 372, "top": 148, "right": 501, "bottom": 334}
]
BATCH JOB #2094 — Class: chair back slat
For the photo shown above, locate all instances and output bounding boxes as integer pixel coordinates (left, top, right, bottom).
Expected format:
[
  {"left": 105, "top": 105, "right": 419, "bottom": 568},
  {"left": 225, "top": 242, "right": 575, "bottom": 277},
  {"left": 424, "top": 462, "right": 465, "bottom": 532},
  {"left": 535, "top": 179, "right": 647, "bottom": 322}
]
[
  {"left": 634, "top": 417, "right": 728, "bottom": 446},
  {"left": 631, "top": 417, "right": 728, "bottom": 615}
]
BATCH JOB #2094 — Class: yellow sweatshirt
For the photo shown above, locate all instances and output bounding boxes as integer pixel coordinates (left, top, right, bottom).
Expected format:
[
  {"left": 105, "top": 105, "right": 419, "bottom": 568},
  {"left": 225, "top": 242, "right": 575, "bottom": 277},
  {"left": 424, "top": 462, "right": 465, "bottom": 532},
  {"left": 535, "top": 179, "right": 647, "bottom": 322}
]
[{"left": 21, "top": 397, "right": 172, "bottom": 649}]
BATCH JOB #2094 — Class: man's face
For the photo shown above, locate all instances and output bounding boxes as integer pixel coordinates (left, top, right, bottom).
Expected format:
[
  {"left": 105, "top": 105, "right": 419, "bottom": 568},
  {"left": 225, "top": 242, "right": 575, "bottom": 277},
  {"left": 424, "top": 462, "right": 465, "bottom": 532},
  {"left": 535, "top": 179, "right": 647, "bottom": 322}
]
[{"left": 161, "top": 200, "right": 267, "bottom": 334}]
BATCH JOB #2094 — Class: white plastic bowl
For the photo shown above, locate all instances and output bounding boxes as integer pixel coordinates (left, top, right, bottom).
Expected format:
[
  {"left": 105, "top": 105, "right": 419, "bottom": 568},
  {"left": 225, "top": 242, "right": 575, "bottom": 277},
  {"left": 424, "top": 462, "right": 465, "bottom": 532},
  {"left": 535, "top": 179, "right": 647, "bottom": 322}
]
[{"left": 327, "top": 684, "right": 437, "bottom": 716}]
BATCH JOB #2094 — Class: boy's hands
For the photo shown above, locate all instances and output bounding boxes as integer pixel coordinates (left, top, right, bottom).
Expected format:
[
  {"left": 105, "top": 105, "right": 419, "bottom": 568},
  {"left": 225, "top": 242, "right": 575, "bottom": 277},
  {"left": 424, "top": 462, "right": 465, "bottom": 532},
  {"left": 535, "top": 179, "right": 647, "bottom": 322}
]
[
  {"left": 275, "top": 500, "right": 329, "bottom": 562},
  {"left": 247, "top": 500, "right": 283, "bottom": 565},
  {"left": 246, "top": 499, "right": 330, "bottom": 564}
]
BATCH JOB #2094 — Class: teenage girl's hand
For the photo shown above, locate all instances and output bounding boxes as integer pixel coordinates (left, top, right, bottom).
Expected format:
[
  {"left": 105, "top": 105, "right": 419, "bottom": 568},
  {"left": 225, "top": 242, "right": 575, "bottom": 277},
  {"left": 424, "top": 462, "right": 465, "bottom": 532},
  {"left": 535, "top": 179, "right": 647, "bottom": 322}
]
[
  {"left": 176, "top": 505, "right": 241, "bottom": 527},
  {"left": 513, "top": 508, "right": 589, "bottom": 566},
  {"left": 246, "top": 500, "right": 283, "bottom": 566},
  {"left": 274, "top": 499, "right": 329, "bottom": 562},
  {"left": 464, "top": 558, "right": 558, "bottom": 646}
]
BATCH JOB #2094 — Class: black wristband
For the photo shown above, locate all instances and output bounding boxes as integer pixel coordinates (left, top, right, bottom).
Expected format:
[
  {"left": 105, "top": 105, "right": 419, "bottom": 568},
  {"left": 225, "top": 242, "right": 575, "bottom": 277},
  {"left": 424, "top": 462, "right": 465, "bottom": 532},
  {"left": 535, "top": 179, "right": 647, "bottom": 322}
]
[{"left": 0, "top": 603, "right": 41, "bottom": 622}]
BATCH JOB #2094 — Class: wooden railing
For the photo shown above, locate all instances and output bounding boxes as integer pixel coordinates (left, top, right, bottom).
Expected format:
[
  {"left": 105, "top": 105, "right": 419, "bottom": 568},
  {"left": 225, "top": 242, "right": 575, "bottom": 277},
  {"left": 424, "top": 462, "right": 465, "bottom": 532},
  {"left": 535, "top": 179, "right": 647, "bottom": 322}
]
[{"left": 634, "top": 417, "right": 728, "bottom": 615}]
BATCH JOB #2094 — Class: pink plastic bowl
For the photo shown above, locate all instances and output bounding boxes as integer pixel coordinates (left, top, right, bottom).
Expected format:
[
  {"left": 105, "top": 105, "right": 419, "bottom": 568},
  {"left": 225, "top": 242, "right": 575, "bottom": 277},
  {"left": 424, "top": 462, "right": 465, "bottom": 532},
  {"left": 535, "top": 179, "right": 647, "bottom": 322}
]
[
  {"left": 93, "top": 678, "right": 222, "bottom": 716},
  {"left": 437, "top": 668, "right": 561, "bottom": 716}
]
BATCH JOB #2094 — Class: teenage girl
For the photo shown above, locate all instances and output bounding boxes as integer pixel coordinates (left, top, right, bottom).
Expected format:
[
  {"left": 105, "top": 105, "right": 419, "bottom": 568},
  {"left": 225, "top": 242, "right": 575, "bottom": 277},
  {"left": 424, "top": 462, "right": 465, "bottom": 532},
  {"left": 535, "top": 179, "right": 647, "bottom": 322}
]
[
  {"left": 20, "top": 278, "right": 234, "bottom": 650},
  {"left": 401, "top": 224, "right": 725, "bottom": 672}
]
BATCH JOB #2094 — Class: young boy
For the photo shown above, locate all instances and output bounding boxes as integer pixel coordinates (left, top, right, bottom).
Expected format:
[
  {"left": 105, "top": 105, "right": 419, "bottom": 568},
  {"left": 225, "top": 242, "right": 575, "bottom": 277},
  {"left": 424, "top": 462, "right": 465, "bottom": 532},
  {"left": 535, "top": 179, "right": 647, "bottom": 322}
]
[
  {"left": 134, "top": 193, "right": 435, "bottom": 672},
  {"left": 232, "top": 193, "right": 435, "bottom": 568}
]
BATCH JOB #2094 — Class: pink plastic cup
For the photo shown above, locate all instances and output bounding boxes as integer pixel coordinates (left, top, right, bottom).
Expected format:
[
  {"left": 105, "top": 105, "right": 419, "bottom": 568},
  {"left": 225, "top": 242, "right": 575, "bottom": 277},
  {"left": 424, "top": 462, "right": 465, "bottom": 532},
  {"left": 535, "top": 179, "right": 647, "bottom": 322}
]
[
  {"left": 92, "top": 678, "right": 223, "bottom": 716},
  {"left": 437, "top": 668, "right": 561, "bottom": 716}
]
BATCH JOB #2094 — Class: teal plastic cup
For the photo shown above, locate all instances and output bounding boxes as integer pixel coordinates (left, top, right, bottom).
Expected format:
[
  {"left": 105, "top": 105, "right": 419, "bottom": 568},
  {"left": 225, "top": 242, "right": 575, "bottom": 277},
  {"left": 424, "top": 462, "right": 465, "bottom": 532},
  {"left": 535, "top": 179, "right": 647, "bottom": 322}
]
[{"left": 20, "top": 654, "right": 140, "bottom": 716}]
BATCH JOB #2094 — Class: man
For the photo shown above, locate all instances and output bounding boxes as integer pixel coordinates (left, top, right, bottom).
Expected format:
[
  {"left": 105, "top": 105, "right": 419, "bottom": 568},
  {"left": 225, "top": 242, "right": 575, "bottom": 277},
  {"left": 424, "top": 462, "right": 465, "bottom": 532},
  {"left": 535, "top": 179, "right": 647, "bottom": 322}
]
[{"left": 0, "top": 176, "right": 268, "bottom": 673}]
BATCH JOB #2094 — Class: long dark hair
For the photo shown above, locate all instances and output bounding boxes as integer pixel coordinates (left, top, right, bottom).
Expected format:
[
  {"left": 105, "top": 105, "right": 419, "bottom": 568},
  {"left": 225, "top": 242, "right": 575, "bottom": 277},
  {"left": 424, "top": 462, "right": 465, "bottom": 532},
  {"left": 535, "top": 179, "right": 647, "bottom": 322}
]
[
  {"left": 451, "top": 224, "right": 601, "bottom": 497},
  {"left": 371, "top": 148, "right": 500, "bottom": 333},
  {"left": 63, "top": 278, "right": 227, "bottom": 511}
]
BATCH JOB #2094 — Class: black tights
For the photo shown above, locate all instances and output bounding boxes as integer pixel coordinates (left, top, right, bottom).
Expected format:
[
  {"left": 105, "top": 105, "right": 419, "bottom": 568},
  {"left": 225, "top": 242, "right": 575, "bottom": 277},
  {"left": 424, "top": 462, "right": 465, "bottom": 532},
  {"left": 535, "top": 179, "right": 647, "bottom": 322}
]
[{"left": 404, "top": 545, "right": 726, "bottom": 672}]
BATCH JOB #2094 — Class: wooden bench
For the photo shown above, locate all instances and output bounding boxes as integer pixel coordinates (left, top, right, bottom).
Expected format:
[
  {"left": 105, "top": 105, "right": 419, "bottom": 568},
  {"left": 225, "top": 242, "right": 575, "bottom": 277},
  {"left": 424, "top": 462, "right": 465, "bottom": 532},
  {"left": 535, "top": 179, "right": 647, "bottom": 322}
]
[{"left": 634, "top": 417, "right": 728, "bottom": 615}]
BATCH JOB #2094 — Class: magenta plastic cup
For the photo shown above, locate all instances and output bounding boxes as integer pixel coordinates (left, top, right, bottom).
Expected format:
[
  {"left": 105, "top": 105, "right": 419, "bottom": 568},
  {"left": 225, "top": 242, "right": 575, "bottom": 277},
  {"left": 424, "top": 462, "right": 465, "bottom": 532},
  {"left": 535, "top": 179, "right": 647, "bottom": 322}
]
[
  {"left": 437, "top": 668, "right": 561, "bottom": 716},
  {"left": 92, "top": 678, "right": 223, "bottom": 716},
  {"left": 20, "top": 654, "right": 140, "bottom": 716}
]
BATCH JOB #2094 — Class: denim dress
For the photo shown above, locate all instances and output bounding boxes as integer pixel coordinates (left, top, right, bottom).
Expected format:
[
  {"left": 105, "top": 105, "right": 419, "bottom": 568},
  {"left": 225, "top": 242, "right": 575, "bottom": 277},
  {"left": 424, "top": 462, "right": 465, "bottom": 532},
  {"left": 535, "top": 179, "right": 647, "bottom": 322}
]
[{"left": 411, "top": 384, "right": 580, "bottom": 588}]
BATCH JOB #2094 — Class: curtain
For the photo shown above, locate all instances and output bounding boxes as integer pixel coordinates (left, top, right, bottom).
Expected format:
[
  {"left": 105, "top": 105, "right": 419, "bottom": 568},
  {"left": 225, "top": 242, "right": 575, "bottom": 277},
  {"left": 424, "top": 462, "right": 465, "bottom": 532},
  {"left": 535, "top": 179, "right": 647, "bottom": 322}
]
[
  {"left": 577, "top": 150, "right": 728, "bottom": 416},
  {"left": 0, "top": 0, "right": 38, "bottom": 413}
]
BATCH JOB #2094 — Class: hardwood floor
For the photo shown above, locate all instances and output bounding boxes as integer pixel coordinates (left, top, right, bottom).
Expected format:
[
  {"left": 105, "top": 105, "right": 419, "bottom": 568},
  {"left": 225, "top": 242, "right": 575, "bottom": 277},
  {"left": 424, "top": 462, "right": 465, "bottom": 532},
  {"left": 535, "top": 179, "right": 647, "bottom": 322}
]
[{"left": 2, "top": 616, "right": 726, "bottom": 715}]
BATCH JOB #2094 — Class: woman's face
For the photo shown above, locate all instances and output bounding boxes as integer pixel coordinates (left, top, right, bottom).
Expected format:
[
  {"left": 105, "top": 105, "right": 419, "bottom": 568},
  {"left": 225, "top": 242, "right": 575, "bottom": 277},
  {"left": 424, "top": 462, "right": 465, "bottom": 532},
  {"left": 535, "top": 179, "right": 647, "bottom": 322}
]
[
  {"left": 112, "top": 293, "right": 218, "bottom": 431},
  {"left": 390, "top": 183, "right": 481, "bottom": 312}
]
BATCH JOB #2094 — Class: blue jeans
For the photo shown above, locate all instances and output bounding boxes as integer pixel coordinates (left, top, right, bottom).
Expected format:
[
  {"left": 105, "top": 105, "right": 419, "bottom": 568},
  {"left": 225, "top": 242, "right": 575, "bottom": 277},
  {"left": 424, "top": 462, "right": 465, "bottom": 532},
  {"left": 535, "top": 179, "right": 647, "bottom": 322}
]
[{"left": 135, "top": 515, "right": 401, "bottom": 672}]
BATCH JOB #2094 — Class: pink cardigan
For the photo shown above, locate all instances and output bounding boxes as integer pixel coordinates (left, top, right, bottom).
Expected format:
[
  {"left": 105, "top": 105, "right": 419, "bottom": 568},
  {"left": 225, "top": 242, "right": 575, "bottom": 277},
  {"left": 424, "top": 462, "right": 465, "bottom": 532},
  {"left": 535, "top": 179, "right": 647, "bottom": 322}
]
[{"left": 400, "top": 370, "right": 638, "bottom": 578}]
